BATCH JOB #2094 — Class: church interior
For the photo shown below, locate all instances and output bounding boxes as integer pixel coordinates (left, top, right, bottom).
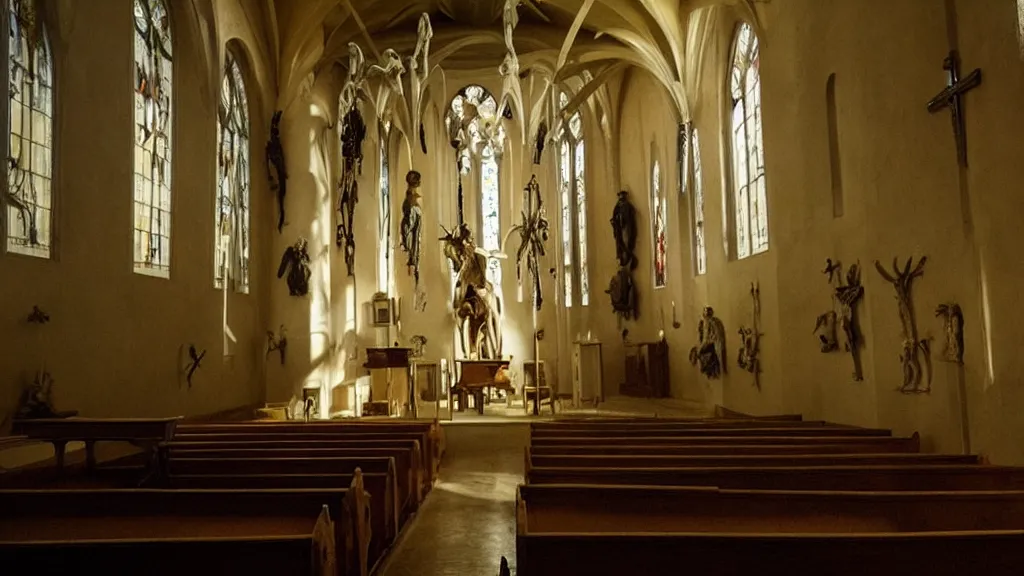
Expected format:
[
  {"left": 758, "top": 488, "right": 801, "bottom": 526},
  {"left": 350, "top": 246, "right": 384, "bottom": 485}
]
[{"left": 3, "top": 0, "right": 1024, "bottom": 574}]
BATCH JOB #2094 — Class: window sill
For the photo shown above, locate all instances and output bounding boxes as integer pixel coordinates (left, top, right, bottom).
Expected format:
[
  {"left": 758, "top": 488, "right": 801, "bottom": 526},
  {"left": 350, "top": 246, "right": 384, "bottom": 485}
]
[{"left": 133, "top": 266, "right": 170, "bottom": 279}]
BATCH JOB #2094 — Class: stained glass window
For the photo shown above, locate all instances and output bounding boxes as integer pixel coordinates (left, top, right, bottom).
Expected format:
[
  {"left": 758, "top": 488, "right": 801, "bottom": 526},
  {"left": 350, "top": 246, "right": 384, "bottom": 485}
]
[
  {"left": 730, "top": 22, "right": 768, "bottom": 259},
  {"left": 692, "top": 129, "right": 707, "bottom": 275},
  {"left": 377, "top": 121, "right": 391, "bottom": 294},
  {"left": 446, "top": 84, "right": 502, "bottom": 174},
  {"left": 557, "top": 91, "right": 589, "bottom": 306},
  {"left": 480, "top": 143, "right": 502, "bottom": 287},
  {"left": 559, "top": 140, "right": 572, "bottom": 307},
  {"left": 5, "top": 0, "right": 53, "bottom": 258},
  {"left": 651, "top": 158, "right": 667, "bottom": 287},
  {"left": 214, "top": 51, "right": 250, "bottom": 292},
  {"left": 132, "top": 0, "right": 173, "bottom": 276}
]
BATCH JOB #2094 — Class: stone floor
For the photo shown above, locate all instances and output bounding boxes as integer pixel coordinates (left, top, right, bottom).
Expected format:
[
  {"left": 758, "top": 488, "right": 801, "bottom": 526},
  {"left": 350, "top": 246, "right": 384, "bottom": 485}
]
[{"left": 378, "top": 422, "right": 528, "bottom": 576}]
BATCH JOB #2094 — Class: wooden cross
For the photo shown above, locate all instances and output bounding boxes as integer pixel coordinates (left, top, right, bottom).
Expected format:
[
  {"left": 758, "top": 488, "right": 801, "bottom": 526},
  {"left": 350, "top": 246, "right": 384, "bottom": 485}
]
[{"left": 927, "top": 50, "right": 981, "bottom": 168}]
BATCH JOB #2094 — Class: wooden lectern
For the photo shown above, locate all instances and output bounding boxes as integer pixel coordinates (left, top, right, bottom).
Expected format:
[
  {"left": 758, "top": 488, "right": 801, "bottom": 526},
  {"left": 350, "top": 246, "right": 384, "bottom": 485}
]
[{"left": 364, "top": 348, "right": 412, "bottom": 417}]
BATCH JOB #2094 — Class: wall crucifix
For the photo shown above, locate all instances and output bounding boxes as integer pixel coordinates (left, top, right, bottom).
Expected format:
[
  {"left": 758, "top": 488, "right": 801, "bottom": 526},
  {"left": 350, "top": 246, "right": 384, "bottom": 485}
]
[{"left": 926, "top": 50, "right": 981, "bottom": 168}]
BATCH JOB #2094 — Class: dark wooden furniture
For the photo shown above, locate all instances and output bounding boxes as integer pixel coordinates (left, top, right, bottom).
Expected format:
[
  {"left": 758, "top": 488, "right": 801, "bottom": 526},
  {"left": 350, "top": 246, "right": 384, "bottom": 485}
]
[
  {"left": 454, "top": 359, "right": 511, "bottom": 414},
  {"left": 620, "top": 340, "right": 669, "bottom": 398},
  {"left": 12, "top": 417, "right": 179, "bottom": 474},
  {"left": 522, "top": 360, "right": 555, "bottom": 415}
]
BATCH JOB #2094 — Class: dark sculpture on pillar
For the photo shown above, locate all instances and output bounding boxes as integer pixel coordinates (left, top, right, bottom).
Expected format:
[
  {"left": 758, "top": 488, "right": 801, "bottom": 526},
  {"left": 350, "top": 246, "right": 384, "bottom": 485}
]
[
  {"left": 277, "top": 238, "right": 312, "bottom": 297},
  {"left": 266, "top": 111, "right": 288, "bottom": 233},
  {"left": 875, "top": 256, "right": 930, "bottom": 393},
  {"left": 607, "top": 190, "right": 639, "bottom": 320},
  {"left": 400, "top": 170, "right": 423, "bottom": 283},
  {"left": 689, "top": 306, "right": 726, "bottom": 379},
  {"left": 816, "top": 258, "right": 865, "bottom": 380}
]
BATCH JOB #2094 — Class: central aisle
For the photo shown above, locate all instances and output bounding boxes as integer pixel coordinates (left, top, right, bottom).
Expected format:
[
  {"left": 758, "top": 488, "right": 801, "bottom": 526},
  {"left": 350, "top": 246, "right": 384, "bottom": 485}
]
[{"left": 380, "top": 423, "right": 528, "bottom": 576}]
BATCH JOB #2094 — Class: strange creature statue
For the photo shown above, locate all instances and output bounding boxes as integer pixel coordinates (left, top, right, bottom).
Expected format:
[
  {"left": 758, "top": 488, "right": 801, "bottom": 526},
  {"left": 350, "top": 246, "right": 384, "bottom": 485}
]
[
  {"left": 876, "top": 256, "right": 931, "bottom": 393},
  {"left": 266, "top": 110, "right": 288, "bottom": 233},
  {"left": 505, "top": 175, "right": 549, "bottom": 310},
  {"left": 935, "top": 302, "right": 964, "bottom": 365},
  {"left": 815, "top": 258, "right": 866, "bottom": 380},
  {"left": 607, "top": 190, "right": 639, "bottom": 320},
  {"left": 336, "top": 44, "right": 368, "bottom": 277},
  {"left": 400, "top": 170, "right": 424, "bottom": 283},
  {"left": 689, "top": 306, "right": 726, "bottom": 379},
  {"left": 277, "top": 238, "right": 312, "bottom": 297},
  {"left": 440, "top": 223, "right": 503, "bottom": 359},
  {"left": 16, "top": 370, "right": 58, "bottom": 419}
]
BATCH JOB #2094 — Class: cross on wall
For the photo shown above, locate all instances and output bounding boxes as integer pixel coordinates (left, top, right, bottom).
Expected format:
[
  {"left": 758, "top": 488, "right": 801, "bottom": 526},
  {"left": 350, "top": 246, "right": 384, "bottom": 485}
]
[{"left": 926, "top": 50, "right": 982, "bottom": 168}]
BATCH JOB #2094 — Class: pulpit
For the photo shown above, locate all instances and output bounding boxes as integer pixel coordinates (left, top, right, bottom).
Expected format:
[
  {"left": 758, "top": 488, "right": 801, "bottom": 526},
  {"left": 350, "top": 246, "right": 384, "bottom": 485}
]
[
  {"left": 363, "top": 347, "right": 412, "bottom": 417},
  {"left": 455, "top": 359, "right": 511, "bottom": 415}
]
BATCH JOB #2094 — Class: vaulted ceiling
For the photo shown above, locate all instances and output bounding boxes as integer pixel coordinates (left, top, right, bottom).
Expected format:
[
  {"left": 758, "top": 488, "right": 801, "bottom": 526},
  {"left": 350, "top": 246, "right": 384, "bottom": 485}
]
[{"left": 266, "top": 0, "right": 763, "bottom": 121}]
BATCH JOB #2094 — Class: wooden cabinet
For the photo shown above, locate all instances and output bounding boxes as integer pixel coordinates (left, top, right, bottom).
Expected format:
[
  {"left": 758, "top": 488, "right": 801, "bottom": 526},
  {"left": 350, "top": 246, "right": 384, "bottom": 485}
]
[{"left": 620, "top": 340, "right": 670, "bottom": 398}]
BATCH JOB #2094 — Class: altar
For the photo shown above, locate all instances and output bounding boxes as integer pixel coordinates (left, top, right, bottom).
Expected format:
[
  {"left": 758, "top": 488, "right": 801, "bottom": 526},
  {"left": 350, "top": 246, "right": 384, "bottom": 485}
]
[{"left": 454, "top": 359, "right": 511, "bottom": 415}]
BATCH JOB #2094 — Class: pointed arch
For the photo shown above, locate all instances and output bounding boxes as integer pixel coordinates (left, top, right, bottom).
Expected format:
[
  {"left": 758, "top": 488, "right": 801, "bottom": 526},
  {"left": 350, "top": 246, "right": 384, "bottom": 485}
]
[
  {"left": 728, "top": 21, "right": 768, "bottom": 260},
  {"left": 214, "top": 44, "right": 252, "bottom": 292}
]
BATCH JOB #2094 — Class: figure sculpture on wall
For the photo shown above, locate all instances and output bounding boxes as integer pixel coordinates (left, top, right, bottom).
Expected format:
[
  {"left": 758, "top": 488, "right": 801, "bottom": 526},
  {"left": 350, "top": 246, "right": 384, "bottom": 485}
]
[
  {"left": 266, "top": 111, "right": 288, "bottom": 233},
  {"left": 410, "top": 335, "right": 427, "bottom": 358},
  {"left": 16, "top": 370, "right": 58, "bottom": 419},
  {"left": 815, "top": 258, "right": 865, "bottom": 380},
  {"left": 875, "top": 256, "right": 931, "bottom": 393},
  {"left": 400, "top": 170, "right": 423, "bottom": 283},
  {"left": 935, "top": 303, "right": 964, "bottom": 365},
  {"left": 503, "top": 175, "right": 549, "bottom": 310},
  {"left": 533, "top": 121, "right": 547, "bottom": 165},
  {"left": 184, "top": 345, "right": 205, "bottom": 389},
  {"left": 408, "top": 13, "right": 433, "bottom": 154},
  {"left": 689, "top": 306, "right": 726, "bottom": 379},
  {"left": 267, "top": 325, "right": 288, "bottom": 366},
  {"left": 737, "top": 282, "right": 763, "bottom": 389},
  {"left": 608, "top": 190, "right": 639, "bottom": 320},
  {"left": 441, "top": 224, "right": 503, "bottom": 359},
  {"left": 336, "top": 43, "right": 369, "bottom": 276},
  {"left": 277, "top": 238, "right": 312, "bottom": 297},
  {"left": 497, "top": 0, "right": 525, "bottom": 146}
]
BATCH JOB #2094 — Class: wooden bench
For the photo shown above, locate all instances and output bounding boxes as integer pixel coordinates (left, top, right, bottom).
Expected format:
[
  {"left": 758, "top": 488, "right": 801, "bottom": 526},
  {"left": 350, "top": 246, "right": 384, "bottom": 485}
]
[
  {"left": 175, "top": 424, "right": 441, "bottom": 485},
  {"left": 526, "top": 464, "right": 1024, "bottom": 490},
  {"left": 530, "top": 426, "right": 893, "bottom": 438},
  {"left": 531, "top": 434, "right": 916, "bottom": 447},
  {"left": 516, "top": 529, "right": 1024, "bottom": 575},
  {"left": 531, "top": 420, "right": 852, "bottom": 431},
  {"left": 0, "top": 480, "right": 372, "bottom": 576},
  {"left": 13, "top": 417, "right": 179, "bottom": 474},
  {"left": 518, "top": 483, "right": 1024, "bottom": 533},
  {"left": 528, "top": 441, "right": 920, "bottom": 455},
  {"left": 167, "top": 446, "right": 422, "bottom": 515},
  {"left": 165, "top": 473, "right": 395, "bottom": 572},
  {"left": 525, "top": 451, "right": 980, "bottom": 469}
]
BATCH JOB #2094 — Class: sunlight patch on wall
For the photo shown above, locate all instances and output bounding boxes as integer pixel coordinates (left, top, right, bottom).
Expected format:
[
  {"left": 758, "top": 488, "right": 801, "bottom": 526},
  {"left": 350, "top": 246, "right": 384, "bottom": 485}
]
[
  {"left": 1018, "top": 0, "right": 1024, "bottom": 60},
  {"left": 980, "top": 253, "right": 995, "bottom": 387}
]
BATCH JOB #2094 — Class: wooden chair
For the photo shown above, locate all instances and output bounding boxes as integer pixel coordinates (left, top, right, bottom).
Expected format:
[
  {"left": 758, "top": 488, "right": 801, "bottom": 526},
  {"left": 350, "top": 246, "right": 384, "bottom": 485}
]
[{"left": 522, "top": 361, "right": 555, "bottom": 415}]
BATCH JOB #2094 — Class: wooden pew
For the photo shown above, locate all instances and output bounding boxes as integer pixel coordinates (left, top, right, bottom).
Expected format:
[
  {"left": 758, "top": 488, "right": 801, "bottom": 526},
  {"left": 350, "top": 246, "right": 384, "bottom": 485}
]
[
  {"left": 526, "top": 464, "right": 1024, "bottom": 491},
  {"left": 167, "top": 456, "right": 407, "bottom": 525},
  {"left": 530, "top": 426, "right": 893, "bottom": 438},
  {"left": 166, "top": 473, "right": 395, "bottom": 571},
  {"left": 525, "top": 451, "right": 980, "bottom": 469},
  {"left": 167, "top": 446, "right": 423, "bottom": 514},
  {"left": 531, "top": 420, "right": 853, "bottom": 431},
  {"left": 532, "top": 434, "right": 917, "bottom": 448},
  {"left": 175, "top": 420, "right": 443, "bottom": 476},
  {"left": 518, "top": 483, "right": 1024, "bottom": 532},
  {"left": 13, "top": 417, "right": 179, "bottom": 474},
  {"left": 713, "top": 405, "right": 803, "bottom": 420},
  {"left": 175, "top": 426, "right": 441, "bottom": 486},
  {"left": 0, "top": 480, "right": 372, "bottom": 576},
  {"left": 528, "top": 442, "right": 920, "bottom": 456},
  {"left": 1, "top": 516, "right": 335, "bottom": 575}
]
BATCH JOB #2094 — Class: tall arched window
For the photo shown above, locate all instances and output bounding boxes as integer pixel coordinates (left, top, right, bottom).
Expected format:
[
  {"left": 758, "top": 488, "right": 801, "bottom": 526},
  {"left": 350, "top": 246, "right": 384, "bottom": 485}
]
[
  {"left": 445, "top": 85, "right": 505, "bottom": 290},
  {"left": 4, "top": 0, "right": 54, "bottom": 259},
  {"left": 377, "top": 120, "right": 391, "bottom": 294},
  {"left": 691, "top": 128, "right": 707, "bottom": 275},
  {"left": 651, "top": 154, "right": 667, "bottom": 288},
  {"left": 730, "top": 22, "right": 768, "bottom": 259},
  {"left": 133, "top": 0, "right": 173, "bottom": 276},
  {"left": 557, "top": 92, "right": 589, "bottom": 306},
  {"left": 214, "top": 50, "right": 251, "bottom": 292}
]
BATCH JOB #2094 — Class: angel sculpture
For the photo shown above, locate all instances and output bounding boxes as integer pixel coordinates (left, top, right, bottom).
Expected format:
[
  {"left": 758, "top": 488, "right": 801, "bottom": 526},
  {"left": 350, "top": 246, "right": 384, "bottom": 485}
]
[
  {"left": 367, "top": 49, "right": 406, "bottom": 113},
  {"left": 277, "top": 238, "right": 311, "bottom": 297},
  {"left": 266, "top": 111, "right": 288, "bottom": 233},
  {"left": 339, "top": 43, "right": 366, "bottom": 118},
  {"left": 689, "top": 307, "right": 726, "bottom": 379},
  {"left": 935, "top": 302, "right": 964, "bottom": 365},
  {"left": 503, "top": 175, "right": 549, "bottom": 310},
  {"left": 496, "top": 0, "right": 525, "bottom": 146},
  {"left": 440, "top": 223, "right": 503, "bottom": 359}
]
